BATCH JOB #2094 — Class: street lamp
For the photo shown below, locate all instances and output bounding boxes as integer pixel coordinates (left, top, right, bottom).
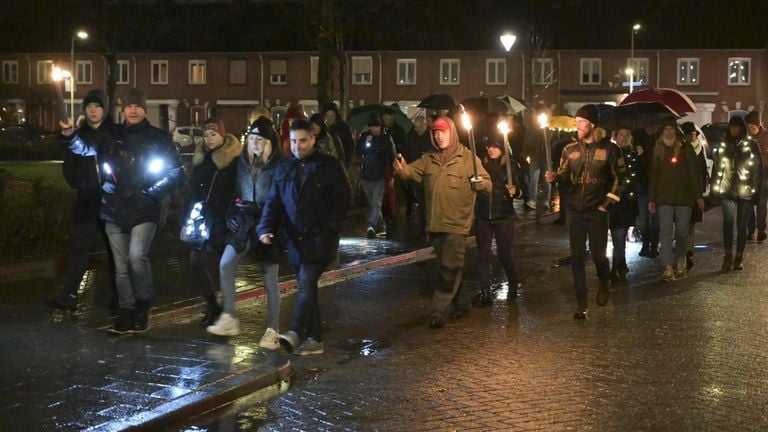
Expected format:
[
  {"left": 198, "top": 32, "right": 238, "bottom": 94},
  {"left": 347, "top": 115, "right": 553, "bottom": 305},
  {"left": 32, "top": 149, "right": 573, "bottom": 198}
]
[
  {"left": 70, "top": 30, "right": 88, "bottom": 117},
  {"left": 628, "top": 23, "right": 641, "bottom": 94},
  {"left": 500, "top": 33, "right": 517, "bottom": 96}
]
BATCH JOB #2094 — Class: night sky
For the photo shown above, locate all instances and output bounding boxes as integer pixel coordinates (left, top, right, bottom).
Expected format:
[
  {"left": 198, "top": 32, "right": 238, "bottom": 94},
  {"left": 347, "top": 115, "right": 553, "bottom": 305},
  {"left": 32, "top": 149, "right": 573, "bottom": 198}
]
[{"left": 1, "top": 0, "right": 766, "bottom": 54}]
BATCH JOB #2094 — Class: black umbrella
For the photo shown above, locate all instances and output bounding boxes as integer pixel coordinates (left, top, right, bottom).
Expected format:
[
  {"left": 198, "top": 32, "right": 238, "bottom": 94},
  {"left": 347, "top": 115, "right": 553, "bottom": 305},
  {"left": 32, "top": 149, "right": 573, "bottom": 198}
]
[
  {"left": 599, "top": 102, "right": 680, "bottom": 131},
  {"left": 418, "top": 93, "right": 457, "bottom": 110},
  {"left": 347, "top": 104, "right": 413, "bottom": 134},
  {"left": 460, "top": 95, "right": 512, "bottom": 116}
]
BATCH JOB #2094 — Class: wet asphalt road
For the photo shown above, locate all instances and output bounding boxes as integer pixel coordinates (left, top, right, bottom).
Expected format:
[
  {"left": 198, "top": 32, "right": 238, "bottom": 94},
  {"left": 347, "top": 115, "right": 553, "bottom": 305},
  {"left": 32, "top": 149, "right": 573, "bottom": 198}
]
[{"left": 170, "top": 207, "right": 768, "bottom": 431}]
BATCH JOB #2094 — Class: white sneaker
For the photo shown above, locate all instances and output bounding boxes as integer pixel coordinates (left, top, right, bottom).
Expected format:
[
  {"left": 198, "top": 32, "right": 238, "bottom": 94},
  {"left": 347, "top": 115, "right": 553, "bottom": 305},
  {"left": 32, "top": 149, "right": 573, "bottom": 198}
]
[
  {"left": 296, "top": 337, "right": 324, "bottom": 355},
  {"left": 259, "top": 327, "right": 280, "bottom": 350},
  {"left": 206, "top": 313, "right": 240, "bottom": 336}
]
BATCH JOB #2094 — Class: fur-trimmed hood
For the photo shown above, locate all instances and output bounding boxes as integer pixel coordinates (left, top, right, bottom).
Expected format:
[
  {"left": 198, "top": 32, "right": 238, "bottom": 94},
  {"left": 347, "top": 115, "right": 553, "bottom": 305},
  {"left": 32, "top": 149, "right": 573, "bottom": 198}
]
[{"left": 192, "top": 133, "right": 242, "bottom": 170}]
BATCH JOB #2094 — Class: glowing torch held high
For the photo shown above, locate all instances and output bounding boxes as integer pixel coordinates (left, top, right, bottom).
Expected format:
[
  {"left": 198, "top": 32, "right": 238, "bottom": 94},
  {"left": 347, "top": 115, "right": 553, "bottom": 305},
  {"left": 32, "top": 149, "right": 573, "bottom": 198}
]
[{"left": 459, "top": 104, "right": 479, "bottom": 181}]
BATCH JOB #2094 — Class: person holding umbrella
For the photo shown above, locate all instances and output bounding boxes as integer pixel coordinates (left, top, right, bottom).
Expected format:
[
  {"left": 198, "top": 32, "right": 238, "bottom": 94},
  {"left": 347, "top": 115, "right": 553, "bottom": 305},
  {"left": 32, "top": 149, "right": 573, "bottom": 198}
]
[
  {"left": 394, "top": 116, "right": 491, "bottom": 328},
  {"left": 544, "top": 104, "right": 625, "bottom": 319}
]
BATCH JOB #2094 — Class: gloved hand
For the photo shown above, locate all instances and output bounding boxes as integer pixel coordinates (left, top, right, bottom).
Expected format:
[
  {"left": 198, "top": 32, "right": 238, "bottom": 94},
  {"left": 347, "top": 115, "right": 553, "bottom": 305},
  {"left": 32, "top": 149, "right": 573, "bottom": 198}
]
[
  {"left": 226, "top": 216, "right": 240, "bottom": 233},
  {"left": 470, "top": 177, "right": 487, "bottom": 192},
  {"left": 102, "top": 181, "right": 116, "bottom": 194}
]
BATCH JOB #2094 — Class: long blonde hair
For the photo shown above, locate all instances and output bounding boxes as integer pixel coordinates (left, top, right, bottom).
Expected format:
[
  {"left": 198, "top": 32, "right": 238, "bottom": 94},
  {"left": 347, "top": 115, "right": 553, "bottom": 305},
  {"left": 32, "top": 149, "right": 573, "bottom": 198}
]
[{"left": 248, "top": 136, "right": 273, "bottom": 165}]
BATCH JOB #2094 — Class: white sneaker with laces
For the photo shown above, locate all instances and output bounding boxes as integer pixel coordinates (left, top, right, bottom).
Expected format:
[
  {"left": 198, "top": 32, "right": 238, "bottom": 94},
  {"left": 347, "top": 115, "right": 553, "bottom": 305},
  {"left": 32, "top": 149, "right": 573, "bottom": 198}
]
[
  {"left": 206, "top": 313, "right": 240, "bottom": 336},
  {"left": 259, "top": 327, "right": 280, "bottom": 350}
]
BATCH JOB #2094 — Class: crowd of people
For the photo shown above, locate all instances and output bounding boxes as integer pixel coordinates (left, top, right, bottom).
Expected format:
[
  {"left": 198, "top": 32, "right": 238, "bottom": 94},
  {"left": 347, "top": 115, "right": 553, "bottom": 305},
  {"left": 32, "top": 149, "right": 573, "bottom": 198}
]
[{"left": 44, "top": 87, "right": 768, "bottom": 352}]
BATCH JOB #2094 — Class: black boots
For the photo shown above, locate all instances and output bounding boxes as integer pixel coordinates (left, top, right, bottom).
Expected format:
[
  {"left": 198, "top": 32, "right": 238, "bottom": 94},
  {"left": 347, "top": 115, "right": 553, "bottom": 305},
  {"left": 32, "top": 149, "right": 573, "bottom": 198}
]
[
  {"left": 133, "top": 300, "right": 151, "bottom": 333},
  {"left": 476, "top": 286, "right": 493, "bottom": 307},
  {"left": 45, "top": 290, "right": 78, "bottom": 312},
  {"left": 733, "top": 252, "right": 744, "bottom": 271},
  {"left": 108, "top": 308, "right": 135, "bottom": 334},
  {"left": 596, "top": 280, "right": 610, "bottom": 306},
  {"left": 200, "top": 299, "right": 222, "bottom": 327},
  {"left": 108, "top": 300, "right": 150, "bottom": 335}
]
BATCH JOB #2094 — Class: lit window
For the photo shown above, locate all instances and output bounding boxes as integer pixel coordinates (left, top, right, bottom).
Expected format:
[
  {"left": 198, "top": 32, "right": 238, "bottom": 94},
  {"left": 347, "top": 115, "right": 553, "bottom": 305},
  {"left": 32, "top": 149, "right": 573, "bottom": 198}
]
[
  {"left": 440, "top": 59, "right": 460, "bottom": 85},
  {"left": 397, "top": 59, "right": 416, "bottom": 85},
  {"left": 728, "top": 58, "right": 750, "bottom": 85},
  {"left": 352, "top": 56, "right": 373, "bottom": 85},
  {"left": 677, "top": 58, "right": 699, "bottom": 85},
  {"left": 189, "top": 60, "right": 206, "bottom": 85}
]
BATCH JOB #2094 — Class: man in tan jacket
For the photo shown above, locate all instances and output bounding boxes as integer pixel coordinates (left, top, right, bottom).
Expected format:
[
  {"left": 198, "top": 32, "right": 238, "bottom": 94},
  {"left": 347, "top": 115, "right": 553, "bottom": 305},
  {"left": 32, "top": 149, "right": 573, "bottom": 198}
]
[{"left": 394, "top": 116, "right": 491, "bottom": 328}]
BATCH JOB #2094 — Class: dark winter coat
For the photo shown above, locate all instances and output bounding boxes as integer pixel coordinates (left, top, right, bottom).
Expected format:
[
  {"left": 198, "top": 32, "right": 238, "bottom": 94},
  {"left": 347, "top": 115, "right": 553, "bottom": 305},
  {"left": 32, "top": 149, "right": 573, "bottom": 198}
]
[
  {"left": 555, "top": 137, "right": 625, "bottom": 213},
  {"left": 225, "top": 143, "right": 284, "bottom": 259},
  {"left": 404, "top": 128, "right": 433, "bottom": 163},
  {"left": 357, "top": 132, "right": 396, "bottom": 181},
  {"left": 384, "top": 123, "right": 407, "bottom": 154},
  {"left": 329, "top": 121, "right": 355, "bottom": 166},
  {"left": 710, "top": 123, "right": 762, "bottom": 201},
  {"left": 187, "top": 134, "right": 241, "bottom": 249},
  {"left": 475, "top": 156, "right": 516, "bottom": 222},
  {"left": 609, "top": 145, "right": 639, "bottom": 229},
  {"left": 649, "top": 138, "right": 703, "bottom": 206},
  {"left": 632, "top": 129, "right": 656, "bottom": 187},
  {"left": 71, "top": 118, "right": 184, "bottom": 230},
  {"left": 257, "top": 150, "right": 351, "bottom": 266}
]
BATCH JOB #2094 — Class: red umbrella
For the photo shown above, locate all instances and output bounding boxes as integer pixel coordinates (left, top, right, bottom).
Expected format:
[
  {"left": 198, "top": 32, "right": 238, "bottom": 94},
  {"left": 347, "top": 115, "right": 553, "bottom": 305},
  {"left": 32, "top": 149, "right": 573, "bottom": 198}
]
[{"left": 620, "top": 87, "right": 697, "bottom": 114}]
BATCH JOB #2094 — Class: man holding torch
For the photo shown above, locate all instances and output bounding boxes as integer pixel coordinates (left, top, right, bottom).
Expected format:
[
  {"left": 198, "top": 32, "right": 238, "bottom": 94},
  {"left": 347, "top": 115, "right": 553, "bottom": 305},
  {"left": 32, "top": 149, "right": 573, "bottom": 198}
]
[
  {"left": 544, "top": 104, "right": 625, "bottom": 319},
  {"left": 394, "top": 115, "right": 491, "bottom": 329}
]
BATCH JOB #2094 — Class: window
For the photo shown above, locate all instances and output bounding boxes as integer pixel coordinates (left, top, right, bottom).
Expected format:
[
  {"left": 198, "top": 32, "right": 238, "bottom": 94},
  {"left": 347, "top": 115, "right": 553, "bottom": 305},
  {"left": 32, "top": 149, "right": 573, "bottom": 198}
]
[
  {"left": 532, "top": 58, "right": 553, "bottom": 85},
  {"left": 36, "top": 60, "right": 53, "bottom": 84},
  {"left": 397, "top": 59, "right": 416, "bottom": 85},
  {"left": 486, "top": 58, "right": 506, "bottom": 85},
  {"left": 151, "top": 60, "right": 168, "bottom": 85},
  {"left": 677, "top": 58, "right": 699, "bottom": 85},
  {"left": 440, "top": 59, "right": 460, "bottom": 85},
  {"left": 310, "top": 56, "right": 319, "bottom": 85},
  {"left": 352, "top": 56, "right": 373, "bottom": 85},
  {"left": 2, "top": 61, "right": 18, "bottom": 84},
  {"left": 76, "top": 61, "right": 92, "bottom": 84},
  {"left": 269, "top": 59, "right": 287, "bottom": 85},
  {"left": 116, "top": 60, "right": 130, "bottom": 84},
  {"left": 189, "top": 60, "right": 206, "bottom": 85},
  {"left": 728, "top": 58, "right": 750, "bottom": 85},
  {"left": 627, "top": 58, "right": 649, "bottom": 85},
  {"left": 229, "top": 59, "right": 246, "bottom": 85},
  {"left": 580, "top": 58, "right": 601, "bottom": 85}
]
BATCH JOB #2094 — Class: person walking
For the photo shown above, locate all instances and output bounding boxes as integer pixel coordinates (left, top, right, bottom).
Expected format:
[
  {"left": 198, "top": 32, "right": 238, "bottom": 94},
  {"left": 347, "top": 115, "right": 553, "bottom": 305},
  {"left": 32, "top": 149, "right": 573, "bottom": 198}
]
[
  {"left": 710, "top": 115, "right": 762, "bottom": 271},
  {"left": 608, "top": 126, "right": 639, "bottom": 283},
  {"left": 474, "top": 138, "right": 519, "bottom": 305},
  {"left": 404, "top": 115, "right": 433, "bottom": 238},
  {"left": 648, "top": 119, "right": 704, "bottom": 282},
  {"left": 322, "top": 102, "right": 355, "bottom": 167},
  {"left": 46, "top": 89, "right": 117, "bottom": 312},
  {"left": 394, "top": 116, "right": 491, "bottom": 328},
  {"left": 207, "top": 117, "right": 284, "bottom": 349},
  {"left": 183, "top": 118, "right": 241, "bottom": 327},
  {"left": 357, "top": 115, "right": 396, "bottom": 238},
  {"left": 257, "top": 119, "right": 351, "bottom": 355},
  {"left": 745, "top": 111, "right": 768, "bottom": 241},
  {"left": 634, "top": 122, "right": 660, "bottom": 258},
  {"left": 68, "top": 88, "right": 184, "bottom": 333},
  {"left": 545, "top": 104, "right": 625, "bottom": 319},
  {"left": 680, "top": 122, "right": 709, "bottom": 270}
]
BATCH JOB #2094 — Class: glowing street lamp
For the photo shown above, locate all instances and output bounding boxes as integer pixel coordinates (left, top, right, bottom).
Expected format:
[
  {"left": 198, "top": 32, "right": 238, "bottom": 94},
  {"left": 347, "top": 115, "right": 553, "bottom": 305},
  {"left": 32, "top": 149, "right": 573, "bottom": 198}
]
[
  {"left": 499, "top": 32, "right": 517, "bottom": 97},
  {"left": 70, "top": 30, "right": 89, "bottom": 117},
  {"left": 628, "top": 23, "right": 641, "bottom": 94}
]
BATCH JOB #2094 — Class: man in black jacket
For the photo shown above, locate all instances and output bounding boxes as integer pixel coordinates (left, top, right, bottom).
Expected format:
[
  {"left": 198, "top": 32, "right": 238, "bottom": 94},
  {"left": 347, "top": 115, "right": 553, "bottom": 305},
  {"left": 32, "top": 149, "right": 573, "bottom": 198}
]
[
  {"left": 45, "top": 89, "right": 116, "bottom": 312},
  {"left": 358, "top": 115, "right": 396, "bottom": 238},
  {"left": 258, "top": 118, "right": 351, "bottom": 355},
  {"left": 545, "top": 104, "right": 625, "bottom": 319}
]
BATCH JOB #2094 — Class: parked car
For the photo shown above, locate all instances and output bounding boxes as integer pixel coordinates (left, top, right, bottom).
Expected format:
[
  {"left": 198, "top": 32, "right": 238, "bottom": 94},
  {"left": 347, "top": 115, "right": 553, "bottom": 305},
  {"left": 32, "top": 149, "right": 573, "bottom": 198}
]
[
  {"left": 172, "top": 126, "right": 203, "bottom": 153},
  {"left": 0, "top": 123, "right": 48, "bottom": 147}
]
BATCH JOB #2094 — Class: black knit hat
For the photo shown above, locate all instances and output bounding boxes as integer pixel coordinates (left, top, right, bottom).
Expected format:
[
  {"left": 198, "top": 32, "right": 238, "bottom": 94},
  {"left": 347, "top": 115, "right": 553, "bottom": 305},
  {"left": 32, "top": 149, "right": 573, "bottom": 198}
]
[
  {"left": 745, "top": 111, "right": 761, "bottom": 126},
  {"left": 248, "top": 116, "right": 277, "bottom": 143},
  {"left": 680, "top": 121, "right": 697, "bottom": 136},
  {"left": 121, "top": 88, "right": 146, "bottom": 111},
  {"left": 575, "top": 104, "right": 599, "bottom": 126},
  {"left": 83, "top": 89, "right": 109, "bottom": 110}
]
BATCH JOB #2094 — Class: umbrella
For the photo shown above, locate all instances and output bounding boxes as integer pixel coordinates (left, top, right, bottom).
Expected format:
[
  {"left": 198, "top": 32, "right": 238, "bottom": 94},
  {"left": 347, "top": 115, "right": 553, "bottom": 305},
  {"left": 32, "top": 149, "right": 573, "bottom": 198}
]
[
  {"left": 347, "top": 104, "right": 413, "bottom": 134},
  {"left": 418, "top": 93, "right": 457, "bottom": 110},
  {"left": 549, "top": 115, "right": 576, "bottom": 130},
  {"left": 599, "top": 102, "right": 680, "bottom": 131},
  {"left": 460, "top": 95, "right": 512, "bottom": 116},
  {"left": 620, "top": 87, "right": 697, "bottom": 114},
  {"left": 494, "top": 95, "right": 527, "bottom": 114}
]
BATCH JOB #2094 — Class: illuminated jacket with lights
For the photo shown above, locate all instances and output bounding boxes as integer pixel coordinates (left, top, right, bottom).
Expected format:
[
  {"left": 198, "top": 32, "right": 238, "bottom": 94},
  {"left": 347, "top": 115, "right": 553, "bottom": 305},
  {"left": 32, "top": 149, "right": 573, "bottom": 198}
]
[
  {"left": 608, "top": 144, "right": 639, "bottom": 229},
  {"left": 648, "top": 138, "right": 702, "bottom": 206},
  {"left": 554, "top": 136, "right": 625, "bottom": 213},
  {"left": 70, "top": 118, "right": 184, "bottom": 229},
  {"left": 710, "top": 132, "right": 762, "bottom": 201},
  {"left": 357, "top": 132, "right": 396, "bottom": 181}
]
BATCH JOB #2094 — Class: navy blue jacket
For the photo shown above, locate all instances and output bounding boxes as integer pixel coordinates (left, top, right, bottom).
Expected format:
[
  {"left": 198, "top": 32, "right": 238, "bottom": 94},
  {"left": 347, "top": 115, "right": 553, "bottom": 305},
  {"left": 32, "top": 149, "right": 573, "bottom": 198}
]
[{"left": 257, "top": 150, "right": 351, "bottom": 266}]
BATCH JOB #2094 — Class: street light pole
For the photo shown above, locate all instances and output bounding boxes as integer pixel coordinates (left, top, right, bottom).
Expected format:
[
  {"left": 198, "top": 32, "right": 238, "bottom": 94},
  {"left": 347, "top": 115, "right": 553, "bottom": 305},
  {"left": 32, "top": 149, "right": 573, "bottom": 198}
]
[
  {"left": 628, "top": 23, "right": 641, "bottom": 94},
  {"left": 70, "top": 30, "right": 88, "bottom": 118},
  {"left": 500, "top": 32, "right": 517, "bottom": 96}
]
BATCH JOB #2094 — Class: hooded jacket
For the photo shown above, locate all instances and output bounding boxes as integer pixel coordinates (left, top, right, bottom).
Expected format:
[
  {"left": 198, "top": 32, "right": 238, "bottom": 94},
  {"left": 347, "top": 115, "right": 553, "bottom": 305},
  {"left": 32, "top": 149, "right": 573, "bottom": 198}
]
[
  {"left": 555, "top": 133, "right": 625, "bottom": 213},
  {"left": 475, "top": 154, "right": 516, "bottom": 222},
  {"left": 710, "top": 116, "right": 762, "bottom": 200},
  {"left": 187, "top": 133, "right": 241, "bottom": 246},
  {"left": 396, "top": 117, "right": 492, "bottom": 235},
  {"left": 69, "top": 118, "right": 184, "bottom": 230}
]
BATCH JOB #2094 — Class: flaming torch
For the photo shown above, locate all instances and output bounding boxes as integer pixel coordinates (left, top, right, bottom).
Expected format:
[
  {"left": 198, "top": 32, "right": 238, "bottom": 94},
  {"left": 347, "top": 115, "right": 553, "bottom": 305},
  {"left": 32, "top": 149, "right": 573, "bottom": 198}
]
[
  {"left": 459, "top": 104, "right": 479, "bottom": 180},
  {"left": 537, "top": 112, "right": 551, "bottom": 171},
  {"left": 51, "top": 66, "right": 71, "bottom": 122},
  {"left": 497, "top": 120, "right": 514, "bottom": 188}
]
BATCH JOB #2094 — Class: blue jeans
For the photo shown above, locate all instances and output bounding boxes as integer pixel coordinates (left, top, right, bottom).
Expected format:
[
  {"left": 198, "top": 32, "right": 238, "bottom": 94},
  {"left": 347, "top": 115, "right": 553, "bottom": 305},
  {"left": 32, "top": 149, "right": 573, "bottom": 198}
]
[
  {"left": 290, "top": 262, "right": 327, "bottom": 341},
  {"left": 721, "top": 199, "right": 752, "bottom": 253},
  {"left": 528, "top": 162, "right": 551, "bottom": 205},
  {"left": 219, "top": 242, "right": 280, "bottom": 329},
  {"left": 360, "top": 178, "right": 386, "bottom": 230},
  {"left": 657, "top": 205, "right": 692, "bottom": 267},
  {"left": 104, "top": 221, "right": 157, "bottom": 308}
]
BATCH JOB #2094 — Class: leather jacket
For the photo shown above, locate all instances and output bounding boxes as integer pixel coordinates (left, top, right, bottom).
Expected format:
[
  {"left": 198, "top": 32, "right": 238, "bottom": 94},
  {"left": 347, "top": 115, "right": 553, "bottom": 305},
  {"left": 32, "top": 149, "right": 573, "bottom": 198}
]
[{"left": 555, "top": 137, "right": 625, "bottom": 212}]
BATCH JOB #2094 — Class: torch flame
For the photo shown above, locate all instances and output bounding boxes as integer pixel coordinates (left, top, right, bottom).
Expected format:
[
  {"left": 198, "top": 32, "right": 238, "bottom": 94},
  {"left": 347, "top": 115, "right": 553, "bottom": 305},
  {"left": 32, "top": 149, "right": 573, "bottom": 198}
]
[
  {"left": 537, "top": 113, "right": 549, "bottom": 129},
  {"left": 461, "top": 111, "right": 472, "bottom": 131},
  {"left": 497, "top": 120, "right": 510, "bottom": 135}
]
